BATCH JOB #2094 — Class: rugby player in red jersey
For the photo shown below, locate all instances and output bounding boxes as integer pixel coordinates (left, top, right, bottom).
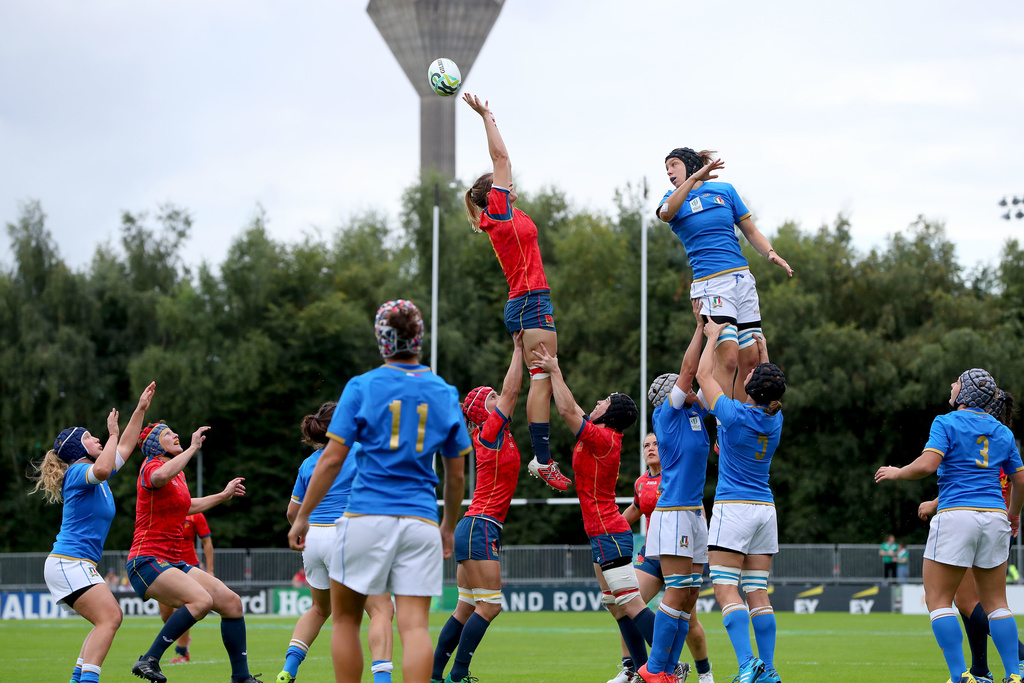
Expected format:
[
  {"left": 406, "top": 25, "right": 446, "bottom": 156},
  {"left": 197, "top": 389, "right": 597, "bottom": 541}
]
[
  {"left": 462, "top": 92, "right": 570, "bottom": 493},
  {"left": 531, "top": 342, "right": 659, "bottom": 670},
  {"left": 432, "top": 332, "right": 525, "bottom": 683},
  {"left": 125, "top": 423, "right": 252, "bottom": 683}
]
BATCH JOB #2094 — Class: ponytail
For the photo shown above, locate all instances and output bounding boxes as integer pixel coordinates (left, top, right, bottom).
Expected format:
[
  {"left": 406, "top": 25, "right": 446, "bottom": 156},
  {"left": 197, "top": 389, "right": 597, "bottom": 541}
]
[
  {"left": 465, "top": 172, "right": 494, "bottom": 233},
  {"left": 301, "top": 402, "right": 337, "bottom": 448},
  {"left": 764, "top": 400, "right": 783, "bottom": 417},
  {"left": 29, "top": 450, "right": 68, "bottom": 504},
  {"left": 465, "top": 190, "right": 482, "bottom": 232}
]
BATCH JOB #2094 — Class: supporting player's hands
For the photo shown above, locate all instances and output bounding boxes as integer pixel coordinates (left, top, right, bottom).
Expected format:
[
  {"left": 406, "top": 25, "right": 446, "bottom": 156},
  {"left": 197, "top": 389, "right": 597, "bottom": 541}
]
[
  {"left": 917, "top": 498, "right": 938, "bottom": 521},
  {"left": 690, "top": 157, "right": 725, "bottom": 183},
  {"left": 703, "top": 320, "right": 725, "bottom": 340},
  {"left": 137, "top": 381, "right": 156, "bottom": 411},
  {"left": 874, "top": 465, "right": 902, "bottom": 482},
  {"left": 462, "top": 92, "right": 490, "bottom": 118},
  {"left": 768, "top": 249, "right": 794, "bottom": 277},
  {"left": 190, "top": 426, "right": 210, "bottom": 451},
  {"left": 106, "top": 408, "right": 120, "bottom": 439},
  {"left": 220, "top": 477, "right": 245, "bottom": 501},
  {"left": 531, "top": 342, "right": 559, "bottom": 375},
  {"left": 288, "top": 517, "right": 309, "bottom": 551},
  {"left": 690, "top": 297, "right": 704, "bottom": 324},
  {"left": 512, "top": 330, "right": 524, "bottom": 352}
]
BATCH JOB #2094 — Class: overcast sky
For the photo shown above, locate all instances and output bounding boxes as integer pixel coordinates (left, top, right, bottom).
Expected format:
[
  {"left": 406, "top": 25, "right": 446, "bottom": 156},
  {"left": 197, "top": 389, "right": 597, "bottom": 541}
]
[{"left": 2, "top": 0, "right": 1023, "bottom": 273}]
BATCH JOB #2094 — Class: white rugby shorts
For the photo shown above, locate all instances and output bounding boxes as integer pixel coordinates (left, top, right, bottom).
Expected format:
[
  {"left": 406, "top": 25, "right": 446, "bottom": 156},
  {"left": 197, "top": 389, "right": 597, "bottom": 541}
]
[
  {"left": 329, "top": 514, "right": 442, "bottom": 596},
  {"left": 708, "top": 502, "right": 778, "bottom": 556},
  {"left": 925, "top": 509, "right": 1010, "bottom": 569},
  {"left": 44, "top": 555, "right": 105, "bottom": 613},
  {"left": 302, "top": 524, "right": 337, "bottom": 590},
  {"left": 690, "top": 268, "right": 761, "bottom": 328},
  {"left": 646, "top": 508, "right": 709, "bottom": 563}
]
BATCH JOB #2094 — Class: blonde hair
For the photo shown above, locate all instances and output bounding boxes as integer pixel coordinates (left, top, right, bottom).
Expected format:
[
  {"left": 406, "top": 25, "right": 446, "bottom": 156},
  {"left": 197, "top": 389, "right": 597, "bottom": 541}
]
[
  {"left": 29, "top": 450, "right": 69, "bottom": 504},
  {"left": 464, "top": 172, "right": 494, "bottom": 232}
]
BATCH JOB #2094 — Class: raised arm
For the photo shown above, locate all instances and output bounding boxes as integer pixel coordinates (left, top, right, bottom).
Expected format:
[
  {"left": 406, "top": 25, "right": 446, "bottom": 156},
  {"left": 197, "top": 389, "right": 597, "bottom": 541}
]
[
  {"left": 117, "top": 382, "right": 155, "bottom": 461},
  {"left": 188, "top": 477, "right": 245, "bottom": 515},
  {"left": 463, "top": 93, "right": 511, "bottom": 189},
  {"left": 89, "top": 408, "right": 121, "bottom": 483},
  {"left": 531, "top": 342, "right": 585, "bottom": 434},
  {"left": 737, "top": 218, "right": 794, "bottom": 277},
  {"left": 149, "top": 426, "right": 208, "bottom": 488},
  {"left": 752, "top": 332, "right": 770, "bottom": 364},
  {"left": 673, "top": 300, "right": 706, "bottom": 403},
  {"left": 695, "top": 321, "right": 726, "bottom": 402},
  {"left": 495, "top": 331, "right": 525, "bottom": 418},
  {"left": 658, "top": 158, "right": 725, "bottom": 223}
]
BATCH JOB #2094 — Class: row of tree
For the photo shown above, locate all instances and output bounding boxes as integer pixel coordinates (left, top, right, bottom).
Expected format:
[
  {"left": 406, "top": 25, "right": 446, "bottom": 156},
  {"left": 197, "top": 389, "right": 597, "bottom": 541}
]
[{"left": 3, "top": 175, "right": 1023, "bottom": 553}]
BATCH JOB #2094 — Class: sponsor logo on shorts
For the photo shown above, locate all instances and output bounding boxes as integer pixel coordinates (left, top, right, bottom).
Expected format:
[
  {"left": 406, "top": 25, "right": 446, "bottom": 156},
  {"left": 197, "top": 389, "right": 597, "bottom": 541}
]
[{"left": 544, "top": 315, "right": 553, "bottom": 326}]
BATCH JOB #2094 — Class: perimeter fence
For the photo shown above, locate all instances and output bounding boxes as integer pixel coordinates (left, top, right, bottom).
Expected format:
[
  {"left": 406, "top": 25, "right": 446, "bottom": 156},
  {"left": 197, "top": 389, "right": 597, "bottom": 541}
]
[{"left": 3, "top": 543, "right": 1003, "bottom": 591}]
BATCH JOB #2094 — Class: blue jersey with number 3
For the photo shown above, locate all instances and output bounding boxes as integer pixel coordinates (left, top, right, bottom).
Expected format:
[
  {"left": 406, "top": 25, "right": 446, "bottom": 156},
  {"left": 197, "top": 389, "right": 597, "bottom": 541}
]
[
  {"left": 326, "top": 362, "right": 472, "bottom": 522},
  {"left": 925, "top": 409, "right": 1024, "bottom": 512},
  {"left": 707, "top": 391, "right": 783, "bottom": 504}
]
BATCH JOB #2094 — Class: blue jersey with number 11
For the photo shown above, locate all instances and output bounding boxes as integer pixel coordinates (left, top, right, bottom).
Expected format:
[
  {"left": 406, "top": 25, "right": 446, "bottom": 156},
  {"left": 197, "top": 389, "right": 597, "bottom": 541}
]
[
  {"left": 925, "top": 409, "right": 1024, "bottom": 513},
  {"left": 327, "top": 362, "right": 472, "bottom": 522}
]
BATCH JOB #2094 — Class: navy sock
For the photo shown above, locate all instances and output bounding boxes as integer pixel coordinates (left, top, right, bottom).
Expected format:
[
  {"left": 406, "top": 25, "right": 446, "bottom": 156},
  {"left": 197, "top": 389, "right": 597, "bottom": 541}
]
[
  {"left": 631, "top": 606, "right": 656, "bottom": 645},
  {"left": 174, "top": 644, "right": 188, "bottom": 657},
  {"left": 621, "top": 657, "right": 635, "bottom": 672},
  {"left": 432, "top": 615, "right": 466, "bottom": 680},
  {"left": 617, "top": 615, "right": 648, "bottom": 668},
  {"left": 695, "top": 658, "right": 711, "bottom": 674},
  {"left": 145, "top": 606, "right": 198, "bottom": 660},
  {"left": 528, "top": 422, "right": 551, "bottom": 465},
  {"left": 450, "top": 613, "right": 491, "bottom": 681},
  {"left": 963, "top": 603, "right": 990, "bottom": 676},
  {"left": 221, "top": 616, "right": 251, "bottom": 680}
]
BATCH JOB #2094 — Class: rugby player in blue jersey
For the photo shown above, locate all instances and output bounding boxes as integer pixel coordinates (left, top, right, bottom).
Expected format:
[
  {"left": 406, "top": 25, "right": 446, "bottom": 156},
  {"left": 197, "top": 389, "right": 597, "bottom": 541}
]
[
  {"left": 696, "top": 322, "right": 785, "bottom": 683},
  {"left": 876, "top": 369, "right": 1024, "bottom": 683},
  {"left": 288, "top": 299, "right": 470, "bottom": 683},
  {"left": 657, "top": 150, "right": 792, "bottom": 405},
  {"left": 30, "top": 382, "right": 155, "bottom": 683}
]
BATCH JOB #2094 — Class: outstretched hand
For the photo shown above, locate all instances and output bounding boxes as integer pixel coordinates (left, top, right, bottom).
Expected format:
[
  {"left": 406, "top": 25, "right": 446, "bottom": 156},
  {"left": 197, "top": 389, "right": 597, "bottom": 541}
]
[
  {"left": 137, "top": 381, "right": 156, "bottom": 411},
  {"left": 221, "top": 477, "right": 246, "bottom": 500},
  {"left": 691, "top": 158, "right": 725, "bottom": 183},
  {"left": 462, "top": 92, "right": 490, "bottom": 117},
  {"left": 769, "top": 250, "right": 794, "bottom": 277},
  {"left": 191, "top": 426, "right": 210, "bottom": 451},
  {"left": 874, "top": 466, "right": 901, "bottom": 483},
  {"left": 106, "top": 408, "right": 120, "bottom": 439}
]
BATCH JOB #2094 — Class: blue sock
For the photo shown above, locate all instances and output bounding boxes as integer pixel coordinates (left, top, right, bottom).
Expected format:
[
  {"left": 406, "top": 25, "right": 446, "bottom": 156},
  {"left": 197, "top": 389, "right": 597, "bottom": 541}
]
[
  {"left": 371, "top": 659, "right": 394, "bottom": 683},
  {"left": 80, "top": 665, "right": 100, "bottom": 683},
  {"left": 648, "top": 606, "right": 682, "bottom": 673},
  {"left": 987, "top": 609, "right": 1022, "bottom": 680},
  {"left": 283, "top": 640, "right": 308, "bottom": 677},
  {"left": 963, "top": 603, "right": 990, "bottom": 677},
  {"left": 221, "top": 616, "right": 251, "bottom": 680},
  {"left": 668, "top": 612, "right": 691, "bottom": 670},
  {"left": 930, "top": 608, "right": 967, "bottom": 683},
  {"left": 450, "top": 613, "right": 491, "bottom": 681},
  {"left": 71, "top": 658, "right": 83, "bottom": 683},
  {"left": 695, "top": 658, "right": 711, "bottom": 675},
  {"left": 722, "top": 603, "right": 754, "bottom": 666},
  {"left": 145, "top": 606, "right": 198, "bottom": 660},
  {"left": 529, "top": 423, "right": 551, "bottom": 464},
  {"left": 617, "top": 615, "right": 648, "bottom": 668},
  {"left": 750, "top": 606, "right": 777, "bottom": 669},
  {"left": 432, "top": 615, "right": 466, "bottom": 680},
  {"left": 632, "top": 606, "right": 656, "bottom": 644}
]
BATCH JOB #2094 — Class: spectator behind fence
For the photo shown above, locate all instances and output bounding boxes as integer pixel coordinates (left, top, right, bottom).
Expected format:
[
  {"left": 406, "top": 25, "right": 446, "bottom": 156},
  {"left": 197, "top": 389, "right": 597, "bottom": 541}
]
[
  {"left": 879, "top": 534, "right": 897, "bottom": 581},
  {"left": 895, "top": 543, "right": 909, "bottom": 584}
]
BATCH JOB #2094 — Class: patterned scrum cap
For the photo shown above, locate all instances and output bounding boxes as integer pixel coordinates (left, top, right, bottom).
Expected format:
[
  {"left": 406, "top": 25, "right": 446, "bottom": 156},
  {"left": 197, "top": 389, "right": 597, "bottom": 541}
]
[
  {"left": 648, "top": 373, "right": 679, "bottom": 408},
  {"left": 463, "top": 386, "right": 496, "bottom": 427},
  {"left": 665, "top": 147, "right": 705, "bottom": 179},
  {"left": 138, "top": 423, "right": 169, "bottom": 460},
  {"left": 374, "top": 300, "right": 424, "bottom": 359},
  {"left": 594, "top": 393, "right": 639, "bottom": 433},
  {"left": 956, "top": 368, "right": 998, "bottom": 410},
  {"left": 54, "top": 427, "right": 89, "bottom": 464},
  {"left": 745, "top": 363, "right": 787, "bottom": 405}
]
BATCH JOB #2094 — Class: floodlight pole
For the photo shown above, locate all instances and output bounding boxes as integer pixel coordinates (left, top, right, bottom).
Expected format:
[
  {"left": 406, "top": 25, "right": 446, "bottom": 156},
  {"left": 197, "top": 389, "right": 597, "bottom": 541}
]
[
  {"left": 431, "top": 184, "right": 440, "bottom": 375},
  {"left": 639, "top": 177, "right": 649, "bottom": 536}
]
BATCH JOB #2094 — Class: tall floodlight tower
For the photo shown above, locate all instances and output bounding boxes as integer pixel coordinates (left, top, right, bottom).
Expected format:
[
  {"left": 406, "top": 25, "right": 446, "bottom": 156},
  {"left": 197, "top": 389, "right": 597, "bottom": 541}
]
[{"left": 367, "top": 0, "right": 504, "bottom": 180}]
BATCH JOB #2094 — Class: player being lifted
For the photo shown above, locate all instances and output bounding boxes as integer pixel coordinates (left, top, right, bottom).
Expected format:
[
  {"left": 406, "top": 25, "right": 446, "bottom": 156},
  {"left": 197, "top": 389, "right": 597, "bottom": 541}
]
[
  {"left": 657, "top": 149, "right": 792, "bottom": 404},
  {"left": 463, "top": 91, "right": 571, "bottom": 492}
]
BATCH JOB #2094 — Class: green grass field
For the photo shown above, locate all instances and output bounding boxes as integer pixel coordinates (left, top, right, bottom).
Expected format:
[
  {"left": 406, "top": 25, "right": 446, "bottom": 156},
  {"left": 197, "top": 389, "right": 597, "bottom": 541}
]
[{"left": 2, "top": 611, "right": 1017, "bottom": 682}]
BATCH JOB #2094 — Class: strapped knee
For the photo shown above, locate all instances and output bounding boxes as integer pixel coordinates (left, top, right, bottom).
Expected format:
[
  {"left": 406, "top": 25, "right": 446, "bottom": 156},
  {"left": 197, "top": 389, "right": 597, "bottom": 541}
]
[
  {"left": 601, "top": 590, "right": 615, "bottom": 607},
  {"left": 740, "top": 569, "right": 770, "bottom": 594},
  {"left": 690, "top": 573, "right": 703, "bottom": 589},
  {"left": 664, "top": 574, "right": 693, "bottom": 591},
  {"left": 602, "top": 564, "right": 641, "bottom": 606},
  {"left": 737, "top": 326, "right": 762, "bottom": 350},
  {"left": 457, "top": 586, "right": 476, "bottom": 606},
  {"left": 471, "top": 588, "right": 503, "bottom": 605},
  {"left": 710, "top": 565, "right": 741, "bottom": 586},
  {"left": 529, "top": 366, "right": 550, "bottom": 381},
  {"left": 714, "top": 323, "right": 739, "bottom": 348}
]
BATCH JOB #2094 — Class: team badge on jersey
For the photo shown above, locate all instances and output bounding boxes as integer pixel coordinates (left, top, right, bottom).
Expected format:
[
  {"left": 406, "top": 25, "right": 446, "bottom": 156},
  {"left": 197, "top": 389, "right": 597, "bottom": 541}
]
[
  {"left": 713, "top": 196, "right": 725, "bottom": 205},
  {"left": 689, "top": 197, "right": 704, "bottom": 213}
]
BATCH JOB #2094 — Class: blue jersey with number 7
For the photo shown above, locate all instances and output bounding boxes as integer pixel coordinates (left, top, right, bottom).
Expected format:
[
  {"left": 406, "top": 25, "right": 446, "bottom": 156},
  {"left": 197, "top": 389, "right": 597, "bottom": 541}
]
[
  {"left": 925, "top": 409, "right": 1024, "bottom": 513},
  {"left": 326, "top": 362, "right": 472, "bottom": 522},
  {"left": 707, "top": 392, "right": 783, "bottom": 505}
]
